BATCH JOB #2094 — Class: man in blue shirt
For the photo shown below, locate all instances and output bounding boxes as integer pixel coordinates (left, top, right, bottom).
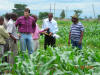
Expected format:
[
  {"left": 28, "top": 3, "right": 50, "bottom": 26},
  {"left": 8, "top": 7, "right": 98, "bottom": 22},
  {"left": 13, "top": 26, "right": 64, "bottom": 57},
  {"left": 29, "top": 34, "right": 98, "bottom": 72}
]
[{"left": 68, "top": 15, "right": 84, "bottom": 50}]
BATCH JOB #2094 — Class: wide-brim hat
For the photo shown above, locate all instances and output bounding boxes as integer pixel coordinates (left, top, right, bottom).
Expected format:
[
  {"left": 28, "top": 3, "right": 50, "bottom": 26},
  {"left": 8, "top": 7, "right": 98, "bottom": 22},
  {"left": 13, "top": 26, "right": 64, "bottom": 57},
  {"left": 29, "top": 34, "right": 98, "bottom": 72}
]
[{"left": 71, "top": 14, "right": 78, "bottom": 19}]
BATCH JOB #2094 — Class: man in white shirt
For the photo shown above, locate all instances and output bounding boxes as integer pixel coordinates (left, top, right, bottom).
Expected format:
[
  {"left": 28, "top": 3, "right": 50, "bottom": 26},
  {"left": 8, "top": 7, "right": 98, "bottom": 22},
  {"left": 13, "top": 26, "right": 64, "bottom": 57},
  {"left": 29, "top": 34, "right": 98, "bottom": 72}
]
[
  {"left": 7, "top": 13, "right": 19, "bottom": 64},
  {"left": 3, "top": 13, "right": 11, "bottom": 62},
  {"left": 42, "top": 13, "right": 58, "bottom": 49}
]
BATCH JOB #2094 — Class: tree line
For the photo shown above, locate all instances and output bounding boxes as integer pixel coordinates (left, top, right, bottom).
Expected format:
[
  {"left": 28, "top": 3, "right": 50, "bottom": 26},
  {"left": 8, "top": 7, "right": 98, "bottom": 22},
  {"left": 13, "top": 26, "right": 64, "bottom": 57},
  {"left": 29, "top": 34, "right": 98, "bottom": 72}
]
[{"left": 11, "top": 4, "right": 100, "bottom": 20}]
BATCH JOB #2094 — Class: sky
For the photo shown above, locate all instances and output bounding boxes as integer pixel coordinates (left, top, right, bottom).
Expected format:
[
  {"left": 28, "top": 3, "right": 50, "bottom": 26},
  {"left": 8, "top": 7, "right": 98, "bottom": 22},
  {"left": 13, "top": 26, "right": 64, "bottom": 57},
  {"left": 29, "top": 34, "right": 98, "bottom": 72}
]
[{"left": 0, "top": 0, "right": 100, "bottom": 18}]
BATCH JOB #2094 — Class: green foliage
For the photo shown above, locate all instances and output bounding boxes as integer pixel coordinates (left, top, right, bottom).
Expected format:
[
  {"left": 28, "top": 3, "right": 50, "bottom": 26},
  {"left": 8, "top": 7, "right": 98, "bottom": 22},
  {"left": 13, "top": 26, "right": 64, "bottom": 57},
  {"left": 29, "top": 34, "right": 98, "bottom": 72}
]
[
  {"left": 39, "top": 12, "right": 49, "bottom": 20},
  {"left": 12, "top": 4, "right": 27, "bottom": 17},
  {"left": 60, "top": 9, "right": 65, "bottom": 19},
  {"left": 98, "top": 15, "right": 100, "bottom": 20},
  {"left": 74, "top": 9, "right": 82, "bottom": 18}
]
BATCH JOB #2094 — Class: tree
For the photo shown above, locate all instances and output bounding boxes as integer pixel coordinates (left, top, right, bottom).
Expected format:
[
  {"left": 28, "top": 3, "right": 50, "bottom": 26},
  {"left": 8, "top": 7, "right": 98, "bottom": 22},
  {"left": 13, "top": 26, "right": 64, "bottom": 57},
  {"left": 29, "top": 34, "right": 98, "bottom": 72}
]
[
  {"left": 12, "top": 4, "right": 27, "bottom": 17},
  {"left": 39, "top": 12, "right": 49, "bottom": 19},
  {"left": 89, "top": 16, "right": 92, "bottom": 19},
  {"left": 74, "top": 9, "right": 82, "bottom": 18},
  {"left": 98, "top": 15, "right": 100, "bottom": 20},
  {"left": 60, "top": 9, "right": 65, "bottom": 19},
  {"left": 84, "top": 16, "right": 88, "bottom": 19}
]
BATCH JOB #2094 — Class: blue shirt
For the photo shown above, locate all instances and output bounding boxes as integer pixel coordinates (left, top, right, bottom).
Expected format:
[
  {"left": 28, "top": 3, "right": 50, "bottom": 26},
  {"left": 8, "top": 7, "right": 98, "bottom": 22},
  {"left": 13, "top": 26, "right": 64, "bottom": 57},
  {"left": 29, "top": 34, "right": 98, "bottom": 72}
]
[{"left": 70, "top": 22, "right": 84, "bottom": 41}]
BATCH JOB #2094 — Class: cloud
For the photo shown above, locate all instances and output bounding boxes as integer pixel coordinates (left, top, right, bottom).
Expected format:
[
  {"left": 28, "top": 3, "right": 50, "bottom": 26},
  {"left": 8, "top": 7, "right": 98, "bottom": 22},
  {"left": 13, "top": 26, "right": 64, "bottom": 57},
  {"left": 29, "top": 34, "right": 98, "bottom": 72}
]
[
  {"left": 0, "top": 0, "right": 14, "bottom": 10},
  {"left": 0, "top": 0, "right": 14, "bottom": 15},
  {"left": 0, "top": 0, "right": 99, "bottom": 17},
  {"left": 10, "top": 0, "right": 47, "bottom": 4}
]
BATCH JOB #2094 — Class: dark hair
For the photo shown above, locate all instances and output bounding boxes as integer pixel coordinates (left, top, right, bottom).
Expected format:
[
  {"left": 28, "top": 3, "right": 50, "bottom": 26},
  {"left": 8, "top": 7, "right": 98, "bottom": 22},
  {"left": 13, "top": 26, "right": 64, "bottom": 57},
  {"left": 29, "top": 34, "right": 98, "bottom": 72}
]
[
  {"left": 24, "top": 8, "right": 30, "bottom": 13},
  {"left": 10, "top": 13, "right": 17, "bottom": 19},
  {"left": 32, "top": 15, "right": 38, "bottom": 19},
  {"left": 48, "top": 13, "right": 53, "bottom": 17},
  {"left": 0, "top": 16, "right": 4, "bottom": 21},
  {"left": 5, "top": 13, "right": 11, "bottom": 20}
]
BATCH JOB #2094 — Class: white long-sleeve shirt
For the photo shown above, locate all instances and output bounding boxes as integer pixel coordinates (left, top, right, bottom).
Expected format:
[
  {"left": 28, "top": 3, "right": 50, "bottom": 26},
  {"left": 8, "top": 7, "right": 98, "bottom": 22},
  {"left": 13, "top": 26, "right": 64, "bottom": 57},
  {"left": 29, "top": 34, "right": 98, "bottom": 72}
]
[
  {"left": 7, "top": 19, "right": 19, "bottom": 39},
  {"left": 42, "top": 18, "right": 58, "bottom": 34}
]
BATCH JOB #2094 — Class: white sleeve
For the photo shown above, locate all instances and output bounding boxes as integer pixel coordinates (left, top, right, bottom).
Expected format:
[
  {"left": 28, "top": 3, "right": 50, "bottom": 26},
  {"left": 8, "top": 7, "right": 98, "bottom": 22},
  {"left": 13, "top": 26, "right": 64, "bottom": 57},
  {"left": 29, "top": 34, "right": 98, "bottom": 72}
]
[
  {"left": 52, "top": 21, "right": 58, "bottom": 34},
  {"left": 42, "top": 20, "right": 46, "bottom": 30},
  {"left": 7, "top": 22, "right": 13, "bottom": 33}
]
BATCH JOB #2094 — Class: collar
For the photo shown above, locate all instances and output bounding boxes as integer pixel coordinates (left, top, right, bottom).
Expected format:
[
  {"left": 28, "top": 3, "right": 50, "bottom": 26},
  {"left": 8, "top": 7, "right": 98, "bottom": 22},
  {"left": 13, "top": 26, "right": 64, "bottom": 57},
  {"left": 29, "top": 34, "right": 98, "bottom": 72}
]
[
  {"left": 9, "top": 19, "right": 14, "bottom": 22},
  {"left": 73, "top": 22, "right": 80, "bottom": 25},
  {"left": 0, "top": 25, "right": 3, "bottom": 26},
  {"left": 24, "top": 16, "right": 30, "bottom": 19},
  {"left": 0, "top": 25, "right": 4, "bottom": 28},
  {"left": 46, "top": 18, "right": 54, "bottom": 23}
]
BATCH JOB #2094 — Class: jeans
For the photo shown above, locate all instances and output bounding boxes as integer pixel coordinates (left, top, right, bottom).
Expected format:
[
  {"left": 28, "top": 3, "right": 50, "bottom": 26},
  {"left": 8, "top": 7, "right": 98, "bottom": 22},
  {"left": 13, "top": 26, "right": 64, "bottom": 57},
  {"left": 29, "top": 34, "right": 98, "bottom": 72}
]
[
  {"left": 71, "top": 39, "right": 82, "bottom": 50},
  {"left": 20, "top": 33, "right": 34, "bottom": 54}
]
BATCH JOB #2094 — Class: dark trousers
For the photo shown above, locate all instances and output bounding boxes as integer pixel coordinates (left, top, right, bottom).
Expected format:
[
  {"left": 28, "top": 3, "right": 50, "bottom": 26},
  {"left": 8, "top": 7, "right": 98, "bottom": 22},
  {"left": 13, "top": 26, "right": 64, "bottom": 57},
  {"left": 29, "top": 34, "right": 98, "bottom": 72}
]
[
  {"left": 44, "top": 35, "right": 56, "bottom": 49},
  {"left": 71, "top": 39, "right": 82, "bottom": 50},
  {"left": 4, "top": 39, "right": 10, "bottom": 62}
]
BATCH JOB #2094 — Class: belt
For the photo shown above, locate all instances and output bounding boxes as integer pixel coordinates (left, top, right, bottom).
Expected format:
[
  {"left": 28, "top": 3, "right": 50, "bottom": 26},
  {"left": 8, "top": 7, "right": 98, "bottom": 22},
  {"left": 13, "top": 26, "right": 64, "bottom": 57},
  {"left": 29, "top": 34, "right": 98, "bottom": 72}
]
[
  {"left": 0, "top": 44, "right": 4, "bottom": 45},
  {"left": 20, "top": 32, "right": 31, "bottom": 34}
]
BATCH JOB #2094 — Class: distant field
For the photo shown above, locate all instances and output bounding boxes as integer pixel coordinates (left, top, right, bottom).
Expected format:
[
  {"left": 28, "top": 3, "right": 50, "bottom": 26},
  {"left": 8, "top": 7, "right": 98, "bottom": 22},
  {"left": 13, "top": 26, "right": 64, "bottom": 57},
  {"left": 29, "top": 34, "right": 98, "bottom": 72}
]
[{"left": 37, "top": 20, "right": 100, "bottom": 50}]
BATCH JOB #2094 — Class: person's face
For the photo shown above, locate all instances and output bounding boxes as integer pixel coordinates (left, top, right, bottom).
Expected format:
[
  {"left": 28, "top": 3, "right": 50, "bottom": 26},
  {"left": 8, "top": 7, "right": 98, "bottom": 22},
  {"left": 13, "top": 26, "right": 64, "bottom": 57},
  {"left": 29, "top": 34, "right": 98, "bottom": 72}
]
[
  {"left": 72, "top": 17, "right": 78, "bottom": 24},
  {"left": 0, "top": 20, "right": 4, "bottom": 25},
  {"left": 13, "top": 17, "right": 17, "bottom": 21},
  {"left": 24, "top": 11, "right": 29, "bottom": 18},
  {"left": 48, "top": 14, "right": 53, "bottom": 21}
]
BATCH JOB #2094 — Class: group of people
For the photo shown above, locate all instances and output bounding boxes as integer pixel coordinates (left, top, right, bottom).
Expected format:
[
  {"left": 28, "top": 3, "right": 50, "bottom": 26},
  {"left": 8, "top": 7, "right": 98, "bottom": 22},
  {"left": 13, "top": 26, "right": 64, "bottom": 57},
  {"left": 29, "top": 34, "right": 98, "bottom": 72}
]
[{"left": 0, "top": 8, "right": 84, "bottom": 65}]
